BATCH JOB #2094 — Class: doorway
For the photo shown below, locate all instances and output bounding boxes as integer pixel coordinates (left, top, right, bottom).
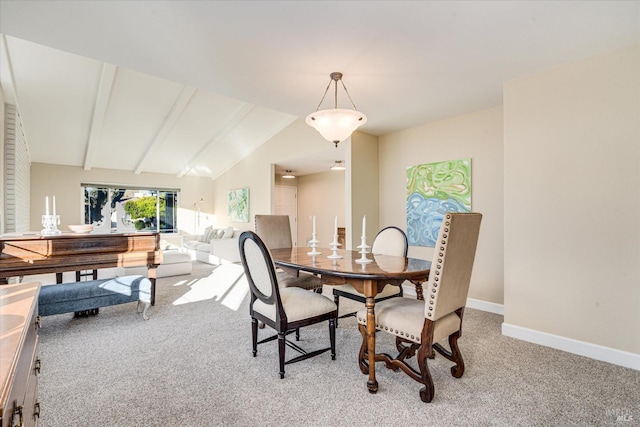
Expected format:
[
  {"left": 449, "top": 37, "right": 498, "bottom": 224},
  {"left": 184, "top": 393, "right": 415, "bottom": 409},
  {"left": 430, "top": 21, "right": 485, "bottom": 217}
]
[{"left": 274, "top": 185, "right": 297, "bottom": 247}]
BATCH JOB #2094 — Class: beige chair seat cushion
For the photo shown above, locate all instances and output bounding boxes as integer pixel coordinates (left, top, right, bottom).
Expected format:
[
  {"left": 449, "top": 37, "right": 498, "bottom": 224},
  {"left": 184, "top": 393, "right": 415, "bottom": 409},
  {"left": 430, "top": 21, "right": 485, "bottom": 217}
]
[
  {"left": 356, "top": 297, "right": 461, "bottom": 344},
  {"left": 254, "top": 287, "right": 336, "bottom": 323},
  {"left": 276, "top": 271, "right": 322, "bottom": 290},
  {"left": 332, "top": 283, "right": 401, "bottom": 299}
]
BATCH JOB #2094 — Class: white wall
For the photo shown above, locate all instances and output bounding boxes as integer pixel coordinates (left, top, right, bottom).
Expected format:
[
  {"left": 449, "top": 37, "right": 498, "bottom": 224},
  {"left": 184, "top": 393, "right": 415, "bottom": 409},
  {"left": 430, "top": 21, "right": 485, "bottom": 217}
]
[
  {"left": 503, "top": 44, "right": 640, "bottom": 358},
  {"left": 297, "top": 170, "right": 346, "bottom": 248},
  {"left": 379, "top": 106, "right": 505, "bottom": 305},
  {"left": 349, "top": 132, "right": 379, "bottom": 249}
]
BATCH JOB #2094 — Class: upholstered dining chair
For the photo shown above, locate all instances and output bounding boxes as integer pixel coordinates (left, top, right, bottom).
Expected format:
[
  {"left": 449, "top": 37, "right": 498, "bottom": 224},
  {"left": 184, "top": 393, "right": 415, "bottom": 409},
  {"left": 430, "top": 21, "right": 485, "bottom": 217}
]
[
  {"left": 355, "top": 212, "right": 482, "bottom": 402},
  {"left": 254, "top": 214, "right": 322, "bottom": 292},
  {"left": 332, "top": 226, "right": 408, "bottom": 325},
  {"left": 239, "top": 231, "right": 337, "bottom": 379}
]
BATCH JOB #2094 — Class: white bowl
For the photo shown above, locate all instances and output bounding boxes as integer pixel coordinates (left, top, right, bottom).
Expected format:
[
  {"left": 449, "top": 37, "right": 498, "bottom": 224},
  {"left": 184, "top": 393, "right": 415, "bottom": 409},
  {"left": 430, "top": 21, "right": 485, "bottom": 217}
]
[{"left": 68, "top": 224, "right": 93, "bottom": 234}]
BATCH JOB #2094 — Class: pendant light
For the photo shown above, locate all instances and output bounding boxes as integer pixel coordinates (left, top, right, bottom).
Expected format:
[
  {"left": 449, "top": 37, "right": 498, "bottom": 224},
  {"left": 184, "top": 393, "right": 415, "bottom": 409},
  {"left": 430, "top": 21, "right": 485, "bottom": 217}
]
[{"left": 306, "top": 72, "right": 367, "bottom": 147}]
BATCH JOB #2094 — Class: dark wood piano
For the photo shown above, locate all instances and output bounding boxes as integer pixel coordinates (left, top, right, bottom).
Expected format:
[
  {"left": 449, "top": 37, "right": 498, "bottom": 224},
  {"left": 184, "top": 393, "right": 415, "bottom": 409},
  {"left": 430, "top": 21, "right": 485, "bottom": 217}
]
[{"left": 0, "top": 232, "right": 162, "bottom": 305}]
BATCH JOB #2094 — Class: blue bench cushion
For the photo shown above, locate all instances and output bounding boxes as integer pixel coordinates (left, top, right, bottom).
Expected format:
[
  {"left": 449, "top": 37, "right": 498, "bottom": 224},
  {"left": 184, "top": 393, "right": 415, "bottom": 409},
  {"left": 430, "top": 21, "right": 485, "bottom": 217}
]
[{"left": 39, "top": 275, "right": 151, "bottom": 317}]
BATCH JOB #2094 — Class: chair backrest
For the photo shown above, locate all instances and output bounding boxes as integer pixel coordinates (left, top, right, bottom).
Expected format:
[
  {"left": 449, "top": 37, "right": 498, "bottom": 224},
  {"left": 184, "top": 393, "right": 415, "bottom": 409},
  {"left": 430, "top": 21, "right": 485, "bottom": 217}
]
[
  {"left": 254, "top": 215, "right": 293, "bottom": 250},
  {"left": 371, "top": 226, "right": 408, "bottom": 257},
  {"left": 425, "top": 212, "right": 482, "bottom": 322},
  {"left": 238, "top": 231, "right": 284, "bottom": 322}
]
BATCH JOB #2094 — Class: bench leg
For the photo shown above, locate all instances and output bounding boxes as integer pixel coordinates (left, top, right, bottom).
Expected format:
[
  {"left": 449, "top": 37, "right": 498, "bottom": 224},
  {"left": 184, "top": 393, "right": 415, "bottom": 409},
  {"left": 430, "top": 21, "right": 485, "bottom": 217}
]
[
  {"left": 137, "top": 301, "right": 151, "bottom": 320},
  {"left": 74, "top": 308, "right": 99, "bottom": 318}
]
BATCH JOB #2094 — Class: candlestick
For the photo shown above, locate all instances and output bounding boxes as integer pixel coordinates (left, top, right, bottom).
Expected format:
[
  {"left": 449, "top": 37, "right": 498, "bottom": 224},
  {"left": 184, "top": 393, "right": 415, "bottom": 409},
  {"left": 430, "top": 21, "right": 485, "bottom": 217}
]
[
  {"left": 355, "top": 235, "right": 372, "bottom": 264},
  {"left": 307, "top": 217, "right": 320, "bottom": 255},
  {"left": 328, "top": 220, "right": 342, "bottom": 259},
  {"left": 362, "top": 215, "right": 366, "bottom": 238},
  {"left": 45, "top": 196, "right": 50, "bottom": 216},
  {"left": 53, "top": 195, "right": 56, "bottom": 216}
]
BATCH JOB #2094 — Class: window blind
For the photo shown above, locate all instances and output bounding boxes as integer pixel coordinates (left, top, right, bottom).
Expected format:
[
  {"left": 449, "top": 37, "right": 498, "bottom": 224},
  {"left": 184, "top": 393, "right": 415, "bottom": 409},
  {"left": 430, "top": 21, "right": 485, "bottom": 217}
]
[{"left": 4, "top": 105, "right": 30, "bottom": 232}]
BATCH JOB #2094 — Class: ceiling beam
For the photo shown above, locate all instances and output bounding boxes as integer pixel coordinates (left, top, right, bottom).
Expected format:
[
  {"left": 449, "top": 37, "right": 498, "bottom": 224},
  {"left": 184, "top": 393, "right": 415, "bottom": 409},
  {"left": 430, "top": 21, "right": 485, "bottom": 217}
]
[
  {"left": 1, "top": 34, "right": 31, "bottom": 154},
  {"left": 83, "top": 63, "right": 117, "bottom": 171},
  {"left": 176, "top": 103, "right": 255, "bottom": 178},
  {"left": 134, "top": 85, "right": 197, "bottom": 174},
  {"left": 0, "top": 35, "right": 19, "bottom": 106}
]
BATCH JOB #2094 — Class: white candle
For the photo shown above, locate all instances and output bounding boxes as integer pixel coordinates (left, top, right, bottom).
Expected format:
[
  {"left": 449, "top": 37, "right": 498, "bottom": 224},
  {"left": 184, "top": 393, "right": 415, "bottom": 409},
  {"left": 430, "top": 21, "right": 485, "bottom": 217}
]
[
  {"left": 52, "top": 196, "right": 56, "bottom": 216},
  {"left": 334, "top": 216, "right": 338, "bottom": 236},
  {"left": 362, "top": 215, "right": 366, "bottom": 238},
  {"left": 45, "top": 196, "right": 49, "bottom": 216},
  {"left": 312, "top": 215, "right": 316, "bottom": 235}
]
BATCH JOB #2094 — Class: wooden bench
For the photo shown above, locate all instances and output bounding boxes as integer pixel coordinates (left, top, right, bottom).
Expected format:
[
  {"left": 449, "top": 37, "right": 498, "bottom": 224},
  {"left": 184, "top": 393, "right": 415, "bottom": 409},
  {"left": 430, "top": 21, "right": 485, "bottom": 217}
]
[{"left": 38, "top": 275, "right": 152, "bottom": 320}]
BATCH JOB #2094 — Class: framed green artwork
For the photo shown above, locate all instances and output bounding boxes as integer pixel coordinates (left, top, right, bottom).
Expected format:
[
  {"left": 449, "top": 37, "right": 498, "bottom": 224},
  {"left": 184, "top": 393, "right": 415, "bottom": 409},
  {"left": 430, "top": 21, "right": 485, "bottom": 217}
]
[
  {"left": 228, "top": 188, "right": 249, "bottom": 222},
  {"left": 406, "top": 158, "right": 471, "bottom": 247}
]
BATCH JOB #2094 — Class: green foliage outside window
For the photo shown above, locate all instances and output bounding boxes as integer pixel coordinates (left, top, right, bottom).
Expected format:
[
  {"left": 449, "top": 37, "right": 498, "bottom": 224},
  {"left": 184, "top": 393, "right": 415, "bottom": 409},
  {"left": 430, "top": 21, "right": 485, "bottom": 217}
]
[
  {"left": 124, "top": 196, "right": 165, "bottom": 221},
  {"left": 84, "top": 186, "right": 178, "bottom": 233}
]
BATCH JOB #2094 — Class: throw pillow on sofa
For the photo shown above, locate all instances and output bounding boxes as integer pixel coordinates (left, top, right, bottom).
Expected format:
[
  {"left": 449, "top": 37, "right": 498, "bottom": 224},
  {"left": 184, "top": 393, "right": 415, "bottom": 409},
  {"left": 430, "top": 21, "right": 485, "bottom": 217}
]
[
  {"left": 203, "top": 227, "right": 218, "bottom": 242},
  {"left": 222, "top": 227, "right": 234, "bottom": 239}
]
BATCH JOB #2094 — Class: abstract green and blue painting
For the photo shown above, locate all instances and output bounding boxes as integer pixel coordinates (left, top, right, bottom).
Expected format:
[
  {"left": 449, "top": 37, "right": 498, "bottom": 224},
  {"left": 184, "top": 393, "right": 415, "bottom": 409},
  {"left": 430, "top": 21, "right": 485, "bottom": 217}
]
[{"left": 406, "top": 158, "right": 471, "bottom": 247}]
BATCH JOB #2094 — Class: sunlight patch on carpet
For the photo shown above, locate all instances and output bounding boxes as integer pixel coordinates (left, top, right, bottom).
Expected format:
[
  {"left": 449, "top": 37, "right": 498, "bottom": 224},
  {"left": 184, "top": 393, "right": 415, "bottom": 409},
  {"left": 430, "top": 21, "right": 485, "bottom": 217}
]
[{"left": 172, "top": 264, "right": 248, "bottom": 310}]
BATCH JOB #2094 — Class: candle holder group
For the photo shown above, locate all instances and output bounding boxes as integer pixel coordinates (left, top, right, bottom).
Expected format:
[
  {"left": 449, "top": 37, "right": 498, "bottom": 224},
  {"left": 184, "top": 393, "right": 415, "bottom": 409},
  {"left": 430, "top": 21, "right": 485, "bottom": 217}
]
[
  {"left": 41, "top": 214, "right": 62, "bottom": 235},
  {"left": 41, "top": 195, "right": 61, "bottom": 235},
  {"left": 307, "top": 214, "right": 371, "bottom": 262}
]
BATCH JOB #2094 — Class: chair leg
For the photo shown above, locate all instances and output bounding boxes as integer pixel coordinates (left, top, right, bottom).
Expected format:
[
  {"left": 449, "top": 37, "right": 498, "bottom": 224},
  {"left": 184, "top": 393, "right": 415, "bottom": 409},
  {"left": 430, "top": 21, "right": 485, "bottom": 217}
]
[
  {"left": 449, "top": 331, "right": 465, "bottom": 378},
  {"left": 296, "top": 328, "right": 300, "bottom": 341},
  {"left": 357, "top": 323, "right": 369, "bottom": 374},
  {"left": 333, "top": 294, "right": 340, "bottom": 327},
  {"left": 278, "top": 332, "right": 286, "bottom": 379},
  {"left": 416, "top": 343, "right": 435, "bottom": 403},
  {"left": 251, "top": 318, "right": 258, "bottom": 357},
  {"left": 329, "top": 318, "right": 336, "bottom": 360}
]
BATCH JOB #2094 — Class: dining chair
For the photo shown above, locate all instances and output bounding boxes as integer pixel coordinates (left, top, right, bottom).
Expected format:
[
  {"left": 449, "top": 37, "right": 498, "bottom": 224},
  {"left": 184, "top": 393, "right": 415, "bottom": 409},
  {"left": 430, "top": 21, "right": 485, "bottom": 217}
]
[
  {"left": 254, "top": 214, "right": 322, "bottom": 292},
  {"left": 355, "top": 212, "right": 482, "bottom": 402},
  {"left": 239, "top": 231, "right": 337, "bottom": 379},
  {"left": 332, "top": 226, "right": 408, "bottom": 325}
]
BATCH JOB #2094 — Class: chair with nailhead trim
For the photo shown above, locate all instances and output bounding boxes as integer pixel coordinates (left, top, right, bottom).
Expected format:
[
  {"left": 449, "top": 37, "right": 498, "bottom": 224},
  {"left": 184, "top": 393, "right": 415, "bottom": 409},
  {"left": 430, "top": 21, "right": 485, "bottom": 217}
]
[{"left": 355, "top": 212, "right": 482, "bottom": 402}]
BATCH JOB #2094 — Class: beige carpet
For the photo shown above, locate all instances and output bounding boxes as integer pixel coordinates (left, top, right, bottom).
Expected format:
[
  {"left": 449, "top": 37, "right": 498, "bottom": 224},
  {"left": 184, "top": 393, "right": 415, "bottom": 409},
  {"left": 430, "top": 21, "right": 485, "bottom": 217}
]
[{"left": 35, "top": 261, "right": 639, "bottom": 426}]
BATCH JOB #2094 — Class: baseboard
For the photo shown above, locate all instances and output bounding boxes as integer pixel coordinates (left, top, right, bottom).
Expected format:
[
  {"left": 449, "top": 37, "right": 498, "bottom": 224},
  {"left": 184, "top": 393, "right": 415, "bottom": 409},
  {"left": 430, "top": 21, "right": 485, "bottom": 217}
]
[
  {"left": 466, "top": 298, "right": 504, "bottom": 315},
  {"left": 502, "top": 322, "right": 640, "bottom": 371}
]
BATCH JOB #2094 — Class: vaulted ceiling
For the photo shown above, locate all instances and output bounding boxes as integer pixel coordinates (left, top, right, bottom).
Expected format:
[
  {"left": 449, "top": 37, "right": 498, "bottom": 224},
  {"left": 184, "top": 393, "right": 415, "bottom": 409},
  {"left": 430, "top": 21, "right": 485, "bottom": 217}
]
[{"left": 1, "top": 1, "right": 638, "bottom": 179}]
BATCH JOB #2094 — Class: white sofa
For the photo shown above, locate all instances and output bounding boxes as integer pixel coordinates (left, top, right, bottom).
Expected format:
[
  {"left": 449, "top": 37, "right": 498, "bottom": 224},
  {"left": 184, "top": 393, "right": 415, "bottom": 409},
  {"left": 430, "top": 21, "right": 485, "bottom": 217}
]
[
  {"left": 183, "top": 226, "right": 241, "bottom": 265},
  {"left": 116, "top": 250, "right": 193, "bottom": 278}
]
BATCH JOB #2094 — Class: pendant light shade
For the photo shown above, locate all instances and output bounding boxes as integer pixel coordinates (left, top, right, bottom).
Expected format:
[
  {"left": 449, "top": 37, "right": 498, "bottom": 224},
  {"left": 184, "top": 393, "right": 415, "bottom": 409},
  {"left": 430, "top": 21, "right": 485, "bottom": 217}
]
[{"left": 306, "top": 72, "right": 367, "bottom": 147}]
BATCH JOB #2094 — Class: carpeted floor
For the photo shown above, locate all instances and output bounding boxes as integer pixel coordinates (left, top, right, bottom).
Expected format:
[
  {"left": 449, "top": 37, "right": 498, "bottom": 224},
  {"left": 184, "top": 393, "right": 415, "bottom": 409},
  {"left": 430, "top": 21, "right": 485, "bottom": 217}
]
[{"left": 35, "top": 261, "right": 639, "bottom": 426}]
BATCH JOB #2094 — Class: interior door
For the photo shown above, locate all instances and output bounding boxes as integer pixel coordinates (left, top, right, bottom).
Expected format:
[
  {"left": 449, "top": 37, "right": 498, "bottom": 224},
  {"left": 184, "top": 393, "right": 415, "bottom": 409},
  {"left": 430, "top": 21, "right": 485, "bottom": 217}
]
[{"left": 274, "top": 185, "right": 297, "bottom": 247}]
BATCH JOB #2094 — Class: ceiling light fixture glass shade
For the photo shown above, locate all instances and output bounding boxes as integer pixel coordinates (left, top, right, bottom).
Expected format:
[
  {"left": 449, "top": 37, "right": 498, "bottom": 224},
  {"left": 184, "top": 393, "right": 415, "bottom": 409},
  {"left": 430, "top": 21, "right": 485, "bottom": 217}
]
[
  {"left": 282, "top": 170, "right": 295, "bottom": 179},
  {"left": 306, "top": 72, "right": 367, "bottom": 147},
  {"left": 330, "top": 160, "right": 346, "bottom": 171}
]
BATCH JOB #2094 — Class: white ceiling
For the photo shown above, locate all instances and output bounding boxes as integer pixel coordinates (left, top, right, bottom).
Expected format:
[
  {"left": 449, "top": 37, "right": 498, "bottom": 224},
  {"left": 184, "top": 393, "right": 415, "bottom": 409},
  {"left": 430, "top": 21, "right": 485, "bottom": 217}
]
[{"left": 1, "top": 1, "right": 638, "bottom": 178}]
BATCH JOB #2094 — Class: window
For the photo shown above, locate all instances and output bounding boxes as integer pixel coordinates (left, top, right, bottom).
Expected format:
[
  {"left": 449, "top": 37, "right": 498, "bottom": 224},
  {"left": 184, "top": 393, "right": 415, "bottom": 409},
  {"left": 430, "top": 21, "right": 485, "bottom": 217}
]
[{"left": 83, "top": 185, "right": 179, "bottom": 233}]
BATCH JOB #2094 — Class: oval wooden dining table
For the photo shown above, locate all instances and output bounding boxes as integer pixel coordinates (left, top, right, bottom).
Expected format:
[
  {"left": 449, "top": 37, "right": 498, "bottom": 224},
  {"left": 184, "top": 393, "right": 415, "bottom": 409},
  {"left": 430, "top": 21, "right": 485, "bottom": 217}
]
[{"left": 270, "top": 247, "right": 431, "bottom": 394}]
